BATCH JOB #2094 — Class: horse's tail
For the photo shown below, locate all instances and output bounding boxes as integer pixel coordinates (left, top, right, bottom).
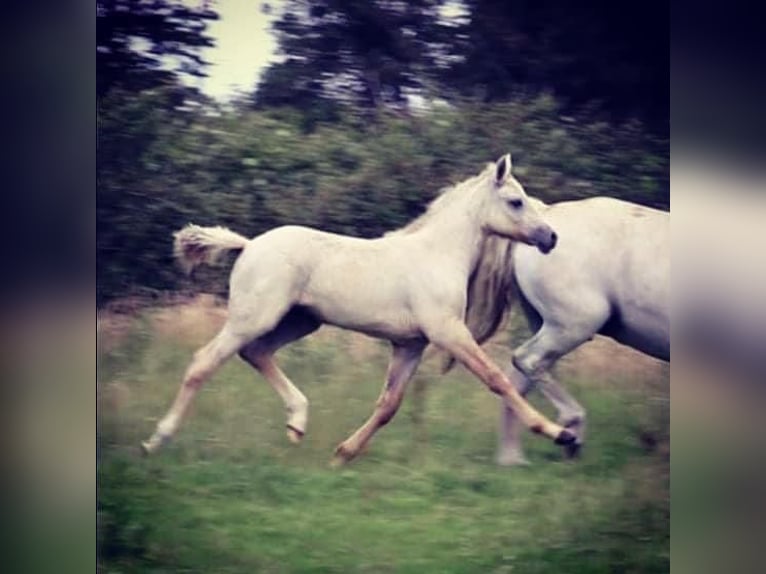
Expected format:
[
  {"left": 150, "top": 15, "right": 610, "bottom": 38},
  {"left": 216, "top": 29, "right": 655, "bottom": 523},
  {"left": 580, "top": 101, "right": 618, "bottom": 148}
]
[{"left": 173, "top": 224, "right": 250, "bottom": 275}]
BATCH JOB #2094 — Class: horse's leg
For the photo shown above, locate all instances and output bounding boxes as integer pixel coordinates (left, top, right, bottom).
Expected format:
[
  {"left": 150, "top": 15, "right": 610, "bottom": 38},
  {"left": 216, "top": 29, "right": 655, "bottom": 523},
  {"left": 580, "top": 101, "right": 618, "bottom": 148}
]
[
  {"left": 538, "top": 375, "right": 586, "bottom": 443},
  {"left": 238, "top": 308, "right": 321, "bottom": 443},
  {"left": 503, "top": 323, "right": 595, "bottom": 459},
  {"left": 496, "top": 295, "right": 540, "bottom": 465},
  {"left": 140, "top": 326, "right": 249, "bottom": 454},
  {"left": 427, "top": 320, "right": 576, "bottom": 446},
  {"left": 141, "top": 295, "right": 295, "bottom": 455},
  {"left": 497, "top": 365, "right": 586, "bottom": 464},
  {"left": 497, "top": 289, "right": 608, "bottom": 464},
  {"left": 331, "top": 341, "right": 426, "bottom": 466}
]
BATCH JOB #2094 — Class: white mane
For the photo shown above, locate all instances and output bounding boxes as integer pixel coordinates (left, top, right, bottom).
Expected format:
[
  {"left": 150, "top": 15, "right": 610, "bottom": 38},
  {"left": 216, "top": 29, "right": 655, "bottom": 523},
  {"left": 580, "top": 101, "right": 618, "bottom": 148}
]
[{"left": 387, "top": 164, "right": 495, "bottom": 237}]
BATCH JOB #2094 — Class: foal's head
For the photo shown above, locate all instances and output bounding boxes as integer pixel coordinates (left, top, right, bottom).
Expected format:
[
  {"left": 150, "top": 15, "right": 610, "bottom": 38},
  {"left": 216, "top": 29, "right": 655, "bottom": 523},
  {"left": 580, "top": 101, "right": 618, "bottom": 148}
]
[{"left": 480, "top": 154, "right": 557, "bottom": 253}]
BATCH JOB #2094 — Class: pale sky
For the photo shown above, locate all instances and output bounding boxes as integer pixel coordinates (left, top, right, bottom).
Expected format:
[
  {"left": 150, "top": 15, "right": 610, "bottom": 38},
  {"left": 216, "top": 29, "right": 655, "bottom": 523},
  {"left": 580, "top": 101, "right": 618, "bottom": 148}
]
[
  {"left": 192, "top": 0, "right": 468, "bottom": 101},
  {"left": 196, "top": 1, "right": 281, "bottom": 100}
]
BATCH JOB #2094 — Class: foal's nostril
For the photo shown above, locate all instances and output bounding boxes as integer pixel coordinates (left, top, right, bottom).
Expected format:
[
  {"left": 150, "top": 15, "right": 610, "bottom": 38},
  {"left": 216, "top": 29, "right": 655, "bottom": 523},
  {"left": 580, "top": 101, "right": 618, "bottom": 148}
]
[{"left": 550, "top": 231, "right": 558, "bottom": 248}]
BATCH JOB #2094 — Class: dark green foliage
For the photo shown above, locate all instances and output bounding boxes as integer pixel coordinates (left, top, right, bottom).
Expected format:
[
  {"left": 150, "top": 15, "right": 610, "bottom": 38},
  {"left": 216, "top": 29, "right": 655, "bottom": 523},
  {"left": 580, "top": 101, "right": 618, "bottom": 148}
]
[{"left": 97, "top": 91, "right": 667, "bottom": 304}]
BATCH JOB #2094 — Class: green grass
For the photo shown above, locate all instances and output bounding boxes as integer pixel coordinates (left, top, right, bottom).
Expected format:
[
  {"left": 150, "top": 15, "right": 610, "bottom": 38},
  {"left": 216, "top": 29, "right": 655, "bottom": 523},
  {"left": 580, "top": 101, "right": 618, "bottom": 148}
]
[{"left": 98, "top": 316, "right": 669, "bottom": 573}]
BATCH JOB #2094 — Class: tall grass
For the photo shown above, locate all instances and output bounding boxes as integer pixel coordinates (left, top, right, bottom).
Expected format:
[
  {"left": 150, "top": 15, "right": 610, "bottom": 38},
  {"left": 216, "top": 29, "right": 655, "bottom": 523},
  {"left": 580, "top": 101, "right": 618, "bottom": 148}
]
[{"left": 97, "top": 302, "right": 668, "bottom": 573}]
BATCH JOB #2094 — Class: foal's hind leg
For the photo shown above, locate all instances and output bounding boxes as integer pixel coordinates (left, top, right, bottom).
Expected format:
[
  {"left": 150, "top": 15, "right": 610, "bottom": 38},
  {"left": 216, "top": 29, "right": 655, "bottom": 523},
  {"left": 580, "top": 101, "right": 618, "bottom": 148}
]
[
  {"left": 238, "top": 308, "right": 320, "bottom": 444},
  {"left": 332, "top": 341, "right": 426, "bottom": 466},
  {"left": 142, "top": 294, "right": 295, "bottom": 455},
  {"left": 141, "top": 326, "right": 249, "bottom": 455}
]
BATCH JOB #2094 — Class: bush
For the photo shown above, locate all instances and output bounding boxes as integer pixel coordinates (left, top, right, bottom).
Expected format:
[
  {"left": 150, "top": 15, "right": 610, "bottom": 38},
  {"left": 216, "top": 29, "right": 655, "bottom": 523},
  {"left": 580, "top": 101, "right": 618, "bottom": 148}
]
[{"left": 97, "top": 90, "right": 668, "bottom": 304}]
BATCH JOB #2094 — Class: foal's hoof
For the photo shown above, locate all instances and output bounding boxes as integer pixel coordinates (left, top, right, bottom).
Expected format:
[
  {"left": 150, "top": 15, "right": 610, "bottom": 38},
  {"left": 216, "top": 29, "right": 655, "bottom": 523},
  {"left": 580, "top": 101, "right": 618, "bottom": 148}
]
[
  {"left": 140, "top": 441, "right": 152, "bottom": 457},
  {"left": 554, "top": 428, "right": 577, "bottom": 446},
  {"left": 330, "top": 444, "right": 355, "bottom": 468},
  {"left": 329, "top": 455, "right": 348, "bottom": 469},
  {"left": 561, "top": 418, "right": 583, "bottom": 458},
  {"left": 330, "top": 450, "right": 353, "bottom": 469},
  {"left": 286, "top": 425, "right": 305, "bottom": 445}
]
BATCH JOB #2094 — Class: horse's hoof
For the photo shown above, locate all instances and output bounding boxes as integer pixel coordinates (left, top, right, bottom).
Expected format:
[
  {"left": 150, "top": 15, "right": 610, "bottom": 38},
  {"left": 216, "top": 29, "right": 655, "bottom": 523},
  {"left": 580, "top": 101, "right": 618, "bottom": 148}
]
[
  {"left": 563, "top": 441, "right": 582, "bottom": 459},
  {"left": 563, "top": 417, "right": 583, "bottom": 430},
  {"left": 140, "top": 441, "right": 151, "bottom": 457},
  {"left": 286, "top": 425, "right": 304, "bottom": 445},
  {"left": 554, "top": 428, "right": 577, "bottom": 446}
]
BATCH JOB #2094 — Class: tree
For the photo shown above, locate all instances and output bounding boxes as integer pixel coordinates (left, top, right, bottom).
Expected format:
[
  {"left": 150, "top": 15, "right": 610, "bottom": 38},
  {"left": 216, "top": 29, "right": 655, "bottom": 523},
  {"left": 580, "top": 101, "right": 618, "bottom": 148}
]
[
  {"left": 255, "top": 0, "right": 451, "bottom": 110},
  {"left": 256, "top": 0, "right": 668, "bottom": 131},
  {"left": 97, "top": 0, "right": 218, "bottom": 97},
  {"left": 444, "top": 1, "right": 668, "bottom": 131}
]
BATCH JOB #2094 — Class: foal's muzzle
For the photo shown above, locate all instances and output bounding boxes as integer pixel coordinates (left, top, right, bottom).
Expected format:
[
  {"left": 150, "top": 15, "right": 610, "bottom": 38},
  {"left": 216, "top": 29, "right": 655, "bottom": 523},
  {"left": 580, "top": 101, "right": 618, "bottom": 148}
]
[{"left": 534, "top": 226, "right": 557, "bottom": 254}]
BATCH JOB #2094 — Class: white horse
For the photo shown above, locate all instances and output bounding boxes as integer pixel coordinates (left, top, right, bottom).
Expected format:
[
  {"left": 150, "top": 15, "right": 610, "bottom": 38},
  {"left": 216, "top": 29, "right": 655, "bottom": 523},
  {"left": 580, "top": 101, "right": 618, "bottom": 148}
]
[
  {"left": 141, "top": 154, "right": 578, "bottom": 465},
  {"left": 449, "top": 196, "right": 669, "bottom": 466}
]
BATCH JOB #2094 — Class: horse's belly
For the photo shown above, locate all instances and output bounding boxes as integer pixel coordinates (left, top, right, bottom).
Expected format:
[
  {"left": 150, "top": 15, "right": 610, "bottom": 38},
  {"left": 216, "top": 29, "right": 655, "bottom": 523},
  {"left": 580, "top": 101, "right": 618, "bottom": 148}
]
[
  {"left": 602, "top": 310, "right": 669, "bottom": 361},
  {"left": 607, "top": 253, "right": 669, "bottom": 360}
]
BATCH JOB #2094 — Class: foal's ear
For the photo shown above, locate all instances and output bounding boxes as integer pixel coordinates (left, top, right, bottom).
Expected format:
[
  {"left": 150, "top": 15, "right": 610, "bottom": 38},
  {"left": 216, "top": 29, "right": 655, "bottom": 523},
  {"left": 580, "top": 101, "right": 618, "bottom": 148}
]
[{"left": 494, "top": 153, "right": 512, "bottom": 185}]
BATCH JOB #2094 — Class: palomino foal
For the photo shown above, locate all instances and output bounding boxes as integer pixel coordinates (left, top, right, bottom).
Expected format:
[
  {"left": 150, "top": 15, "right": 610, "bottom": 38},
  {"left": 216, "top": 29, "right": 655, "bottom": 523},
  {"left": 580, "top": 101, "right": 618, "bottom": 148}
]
[{"left": 141, "top": 154, "right": 576, "bottom": 464}]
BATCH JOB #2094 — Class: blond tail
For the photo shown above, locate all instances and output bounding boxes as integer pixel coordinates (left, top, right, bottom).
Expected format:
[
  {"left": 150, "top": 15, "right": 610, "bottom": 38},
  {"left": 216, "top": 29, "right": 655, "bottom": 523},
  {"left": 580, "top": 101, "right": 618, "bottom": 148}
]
[{"left": 173, "top": 224, "right": 250, "bottom": 275}]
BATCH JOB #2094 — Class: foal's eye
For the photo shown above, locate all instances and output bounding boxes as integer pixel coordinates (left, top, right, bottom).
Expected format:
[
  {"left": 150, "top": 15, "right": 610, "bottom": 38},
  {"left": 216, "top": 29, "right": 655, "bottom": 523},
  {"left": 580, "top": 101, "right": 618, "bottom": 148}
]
[{"left": 508, "top": 199, "right": 523, "bottom": 210}]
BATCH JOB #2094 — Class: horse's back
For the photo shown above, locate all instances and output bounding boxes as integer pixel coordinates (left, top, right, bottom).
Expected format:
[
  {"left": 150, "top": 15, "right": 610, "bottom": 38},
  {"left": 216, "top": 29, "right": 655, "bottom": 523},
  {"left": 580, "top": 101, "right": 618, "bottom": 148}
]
[
  {"left": 228, "top": 226, "right": 331, "bottom": 306},
  {"left": 545, "top": 196, "right": 667, "bottom": 228},
  {"left": 521, "top": 196, "right": 668, "bottom": 287}
]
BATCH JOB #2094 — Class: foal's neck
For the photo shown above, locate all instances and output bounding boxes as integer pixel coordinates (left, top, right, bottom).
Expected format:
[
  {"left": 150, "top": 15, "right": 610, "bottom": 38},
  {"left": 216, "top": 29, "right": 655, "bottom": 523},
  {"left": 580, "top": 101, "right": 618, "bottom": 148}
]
[{"left": 414, "top": 183, "right": 489, "bottom": 278}]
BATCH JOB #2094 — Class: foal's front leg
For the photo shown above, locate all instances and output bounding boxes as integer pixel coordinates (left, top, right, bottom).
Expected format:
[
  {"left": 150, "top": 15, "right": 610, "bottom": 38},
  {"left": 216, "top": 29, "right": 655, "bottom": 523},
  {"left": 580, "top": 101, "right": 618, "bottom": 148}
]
[
  {"left": 331, "top": 341, "right": 426, "bottom": 467},
  {"left": 427, "top": 320, "right": 576, "bottom": 447}
]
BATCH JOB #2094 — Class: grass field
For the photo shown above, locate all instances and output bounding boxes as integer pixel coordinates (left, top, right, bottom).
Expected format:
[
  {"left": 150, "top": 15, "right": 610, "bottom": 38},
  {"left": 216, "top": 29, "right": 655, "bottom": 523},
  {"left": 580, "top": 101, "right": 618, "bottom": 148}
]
[{"left": 97, "top": 297, "right": 669, "bottom": 573}]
